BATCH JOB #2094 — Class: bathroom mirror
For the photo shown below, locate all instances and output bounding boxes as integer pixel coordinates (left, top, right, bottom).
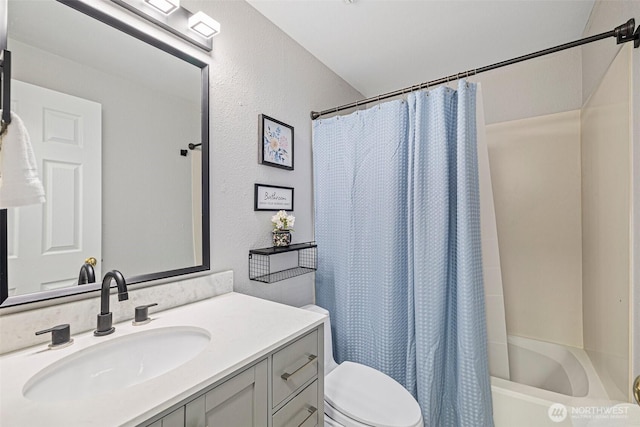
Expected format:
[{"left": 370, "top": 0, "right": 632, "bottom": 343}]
[{"left": 0, "top": 0, "right": 210, "bottom": 307}]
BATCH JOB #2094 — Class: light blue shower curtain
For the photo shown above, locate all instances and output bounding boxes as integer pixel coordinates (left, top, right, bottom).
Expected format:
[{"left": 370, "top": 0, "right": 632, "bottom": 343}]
[{"left": 313, "top": 81, "right": 493, "bottom": 426}]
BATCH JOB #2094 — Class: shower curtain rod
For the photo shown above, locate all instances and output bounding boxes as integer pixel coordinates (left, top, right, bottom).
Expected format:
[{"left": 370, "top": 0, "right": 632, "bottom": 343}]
[{"left": 310, "top": 18, "right": 640, "bottom": 120}]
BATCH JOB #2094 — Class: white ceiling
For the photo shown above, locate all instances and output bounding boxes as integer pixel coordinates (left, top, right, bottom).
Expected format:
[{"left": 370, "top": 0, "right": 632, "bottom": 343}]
[{"left": 246, "top": 0, "right": 596, "bottom": 98}]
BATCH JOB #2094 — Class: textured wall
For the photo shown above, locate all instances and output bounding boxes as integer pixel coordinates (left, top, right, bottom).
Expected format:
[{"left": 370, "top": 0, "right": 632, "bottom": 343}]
[
  {"left": 3, "top": 0, "right": 361, "bottom": 311},
  {"left": 183, "top": 0, "right": 362, "bottom": 306},
  {"left": 94, "top": 0, "right": 363, "bottom": 306},
  {"left": 475, "top": 49, "right": 583, "bottom": 125},
  {"left": 581, "top": 0, "right": 640, "bottom": 103}
]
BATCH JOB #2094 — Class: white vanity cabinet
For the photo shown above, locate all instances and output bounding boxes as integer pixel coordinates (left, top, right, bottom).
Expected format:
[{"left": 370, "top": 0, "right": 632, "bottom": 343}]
[{"left": 143, "top": 326, "right": 323, "bottom": 427}]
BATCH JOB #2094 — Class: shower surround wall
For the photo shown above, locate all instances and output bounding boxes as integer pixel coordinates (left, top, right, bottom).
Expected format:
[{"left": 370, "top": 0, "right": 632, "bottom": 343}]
[
  {"left": 477, "top": 92, "right": 510, "bottom": 380},
  {"left": 482, "top": 19, "right": 635, "bottom": 401},
  {"left": 485, "top": 110, "right": 583, "bottom": 348},
  {"left": 581, "top": 0, "right": 640, "bottom": 401},
  {"left": 582, "top": 0, "right": 640, "bottom": 400},
  {"left": 581, "top": 44, "right": 631, "bottom": 402}
]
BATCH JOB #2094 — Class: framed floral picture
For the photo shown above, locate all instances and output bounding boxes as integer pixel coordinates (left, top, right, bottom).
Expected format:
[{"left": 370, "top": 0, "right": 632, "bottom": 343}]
[{"left": 259, "top": 114, "right": 294, "bottom": 170}]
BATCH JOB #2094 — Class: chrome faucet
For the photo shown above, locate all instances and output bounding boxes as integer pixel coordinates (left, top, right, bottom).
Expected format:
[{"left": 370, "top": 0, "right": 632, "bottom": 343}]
[
  {"left": 77, "top": 262, "right": 96, "bottom": 285},
  {"left": 94, "top": 270, "right": 128, "bottom": 336}
]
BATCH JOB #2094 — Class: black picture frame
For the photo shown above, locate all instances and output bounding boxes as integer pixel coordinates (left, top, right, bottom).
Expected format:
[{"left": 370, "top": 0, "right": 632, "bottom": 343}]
[
  {"left": 259, "top": 114, "right": 294, "bottom": 170},
  {"left": 254, "top": 184, "right": 294, "bottom": 211}
]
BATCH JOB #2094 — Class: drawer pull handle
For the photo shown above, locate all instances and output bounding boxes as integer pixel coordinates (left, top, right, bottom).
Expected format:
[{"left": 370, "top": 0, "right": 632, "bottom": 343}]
[
  {"left": 281, "top": 354, "right": 317, "bottom": 381},
  {"left": 298, "top": 406, "right": 317, "bottom": 427}
]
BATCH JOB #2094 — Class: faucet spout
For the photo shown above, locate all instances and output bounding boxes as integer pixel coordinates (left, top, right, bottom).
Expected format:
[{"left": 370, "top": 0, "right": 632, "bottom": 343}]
[
  {"left": 94, "top": 270, "right": 128, "bottom": 336},
  {"left": 99, "top": 270, "right": 128, "bottom": 314},
  {"left": 77, "top": 263, "right": 96, "bottom": 285}
]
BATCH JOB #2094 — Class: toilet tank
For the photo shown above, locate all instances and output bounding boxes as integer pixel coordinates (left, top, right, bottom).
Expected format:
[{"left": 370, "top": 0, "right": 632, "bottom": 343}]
[{"left": 301, "top": 304, "right": 338, "bottom": 374}]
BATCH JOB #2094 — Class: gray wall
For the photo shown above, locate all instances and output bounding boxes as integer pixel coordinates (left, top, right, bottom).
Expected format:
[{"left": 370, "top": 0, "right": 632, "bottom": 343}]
[
  {"left": 477, "top": 49, "right": 582, "bottom": 125},
  {"left": 11, "top": 0, "right": 361, "bottom": 307},
  {"left": 188, "top": 0, "right": 362, "bottom": 306},
  {"left": 88, "top": 0, "right": 362, "bottom": 306}
]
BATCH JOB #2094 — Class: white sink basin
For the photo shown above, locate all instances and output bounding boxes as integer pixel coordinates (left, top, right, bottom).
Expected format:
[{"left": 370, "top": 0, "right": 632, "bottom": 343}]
[{"left": 23, "top": 326, "right": 210, "bottom": 402}]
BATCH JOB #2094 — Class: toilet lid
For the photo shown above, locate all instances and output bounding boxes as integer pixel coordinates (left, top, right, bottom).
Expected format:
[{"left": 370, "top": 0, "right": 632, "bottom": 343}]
[{"left": 324, "top": 361, "right": 422, "bottom": 427}]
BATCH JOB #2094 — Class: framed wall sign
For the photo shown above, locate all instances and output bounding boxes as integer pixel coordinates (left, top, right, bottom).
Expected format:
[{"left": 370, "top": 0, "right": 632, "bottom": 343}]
[
  {"left": 254, "top": 184, "right": 294, "bottom": 211},
  {"left": 259, "top": 114, "right": 294, "bottom": 170}
]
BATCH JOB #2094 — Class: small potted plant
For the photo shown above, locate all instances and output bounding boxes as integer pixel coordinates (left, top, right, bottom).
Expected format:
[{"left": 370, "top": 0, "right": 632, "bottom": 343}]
[{"left": 271, "top": 210, "right": 295, "bottom": 247}]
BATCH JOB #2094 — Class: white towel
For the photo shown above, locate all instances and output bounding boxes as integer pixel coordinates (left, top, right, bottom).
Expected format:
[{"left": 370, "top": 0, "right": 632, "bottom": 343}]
[{"left": 0, "top": 111, "right": 46, "bottom": 208}]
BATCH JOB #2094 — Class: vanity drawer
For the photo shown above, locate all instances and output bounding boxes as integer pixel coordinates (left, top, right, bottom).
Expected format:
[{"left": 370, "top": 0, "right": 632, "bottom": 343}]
[
  {"left": 273, "top": 380, "right": 318, "bottom": 427},
  {"left": 272, "top": 329, "right": 318, "bottom": 407}
]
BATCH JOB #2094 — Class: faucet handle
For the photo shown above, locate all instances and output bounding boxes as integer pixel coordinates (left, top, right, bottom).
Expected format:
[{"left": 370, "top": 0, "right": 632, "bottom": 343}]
[
  {"left": 133, "top": 303, "right": 158, "bottom": 325},
  {"left": 35, "top": 324, "right": 73, "bottom": 349}
]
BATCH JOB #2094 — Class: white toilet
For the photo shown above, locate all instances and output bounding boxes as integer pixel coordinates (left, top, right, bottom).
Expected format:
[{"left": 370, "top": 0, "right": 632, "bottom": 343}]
[{"left": 303, "top": 305, "right": 423, "bottom": 427}]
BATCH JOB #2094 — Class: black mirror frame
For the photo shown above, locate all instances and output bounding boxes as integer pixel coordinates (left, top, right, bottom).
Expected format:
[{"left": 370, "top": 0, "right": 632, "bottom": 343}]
[{"left": 0, "top": 0, "right": 210, "bottom": 308}]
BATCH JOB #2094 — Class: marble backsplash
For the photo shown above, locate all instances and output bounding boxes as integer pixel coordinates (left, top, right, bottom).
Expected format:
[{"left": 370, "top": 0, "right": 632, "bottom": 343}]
[{"left": 0, "top": 270, "right": 233, "bottom": 355}]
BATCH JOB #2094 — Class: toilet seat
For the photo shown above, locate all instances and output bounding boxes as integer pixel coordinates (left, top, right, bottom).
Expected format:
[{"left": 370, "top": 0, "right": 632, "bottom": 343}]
[{"left": 324, "top": 361, "right": 423, "bottom": 427}]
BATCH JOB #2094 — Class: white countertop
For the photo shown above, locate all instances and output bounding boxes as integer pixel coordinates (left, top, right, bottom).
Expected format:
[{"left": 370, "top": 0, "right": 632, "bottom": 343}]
[{"left": 0, "top": 292, "right": 325, "bottom": 426}]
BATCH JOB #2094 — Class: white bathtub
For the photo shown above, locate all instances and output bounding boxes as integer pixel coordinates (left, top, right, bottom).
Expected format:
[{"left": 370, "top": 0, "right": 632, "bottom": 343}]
[{"left": 491, "top": 335, "right": 640, "bottom": 426}]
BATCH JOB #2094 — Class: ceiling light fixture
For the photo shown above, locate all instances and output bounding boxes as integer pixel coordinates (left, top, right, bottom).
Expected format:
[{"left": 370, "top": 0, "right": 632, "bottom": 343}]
[
  {"left": 111, "top": 0, "right": 219, "bottom": 51},
  {"left": 188, "top": 12, "right": 221, "bottom": 39},
  {"left": 144, "top": 0, "right": 179, "bottom": 15}
]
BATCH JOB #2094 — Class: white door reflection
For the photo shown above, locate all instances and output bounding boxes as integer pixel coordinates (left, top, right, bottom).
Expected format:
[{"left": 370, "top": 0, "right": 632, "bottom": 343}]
[{"left": 8, "top": 80, "right": 102, "bottom": 296}]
